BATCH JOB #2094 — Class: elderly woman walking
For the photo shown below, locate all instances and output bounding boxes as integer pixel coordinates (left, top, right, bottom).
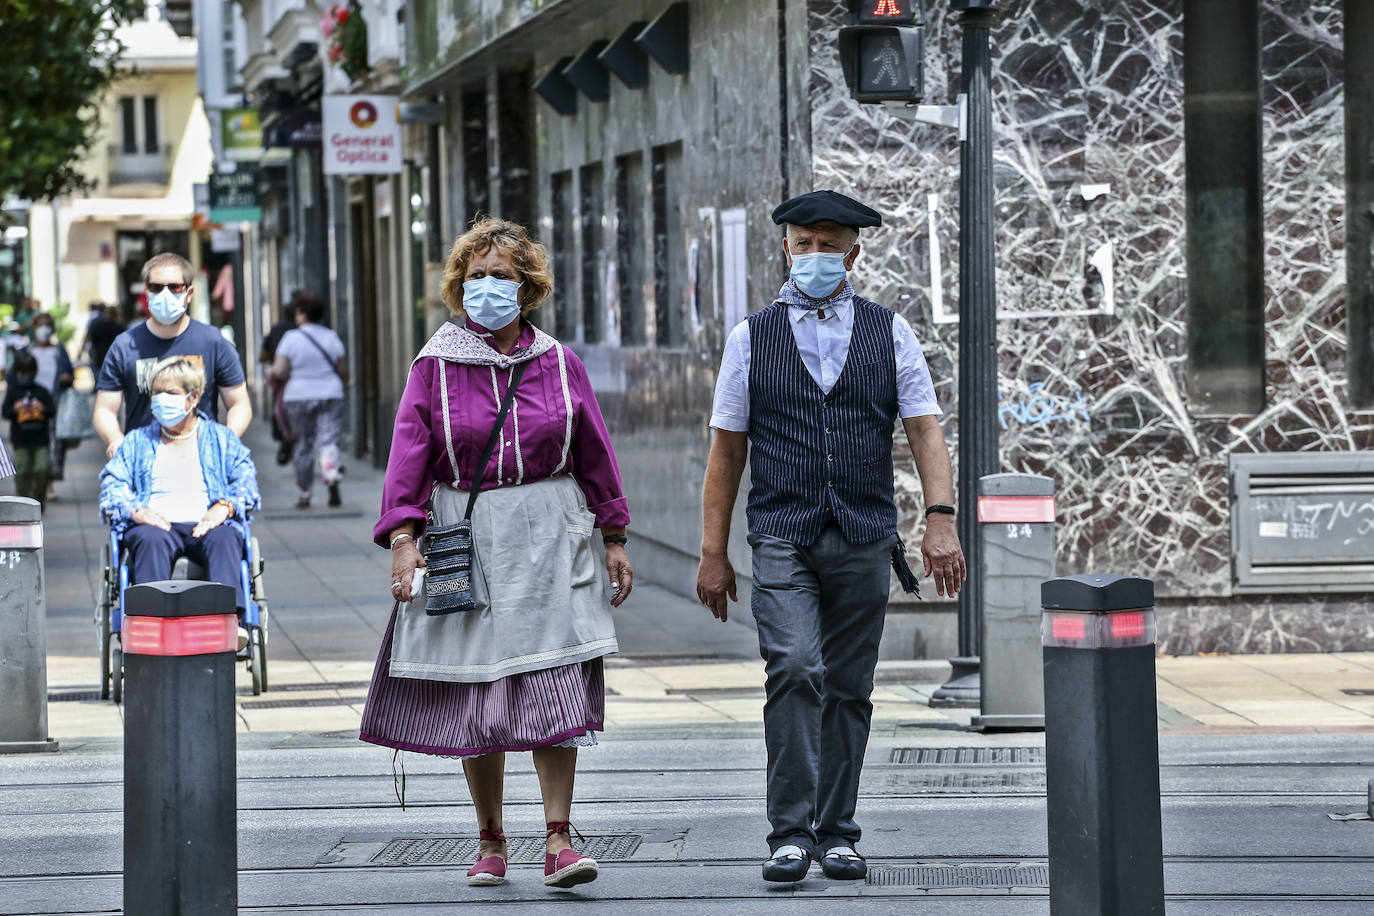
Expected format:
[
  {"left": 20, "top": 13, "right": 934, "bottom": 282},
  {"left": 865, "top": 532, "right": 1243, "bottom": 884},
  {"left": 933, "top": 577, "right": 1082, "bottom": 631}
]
[{"left": 360, "top": 217, "right": 633, "bottom": 892}]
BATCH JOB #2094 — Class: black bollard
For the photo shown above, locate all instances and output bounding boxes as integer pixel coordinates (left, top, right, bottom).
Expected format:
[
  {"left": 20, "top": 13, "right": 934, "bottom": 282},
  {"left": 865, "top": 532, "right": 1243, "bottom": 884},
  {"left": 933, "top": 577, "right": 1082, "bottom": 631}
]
[
  {"left": 122, "top": 580, "right": 238, "bottom": 916},
  {"left": 1041, "top": 574, "right": 1164, "bottom": 916}
]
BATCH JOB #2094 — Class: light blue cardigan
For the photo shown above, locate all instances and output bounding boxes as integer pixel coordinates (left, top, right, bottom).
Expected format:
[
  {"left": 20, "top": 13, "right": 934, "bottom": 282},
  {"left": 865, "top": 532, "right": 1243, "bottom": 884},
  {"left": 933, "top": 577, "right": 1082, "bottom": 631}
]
[{"left": 99, "top": 416, "right": 261, "bottom": 537}]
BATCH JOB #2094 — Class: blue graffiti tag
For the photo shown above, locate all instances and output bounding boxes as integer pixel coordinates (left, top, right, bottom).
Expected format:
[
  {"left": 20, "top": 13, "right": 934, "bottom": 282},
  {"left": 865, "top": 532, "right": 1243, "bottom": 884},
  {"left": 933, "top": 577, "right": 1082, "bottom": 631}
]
[{"left": 998, "top": 383, "right": 1091, "bottom": 430}]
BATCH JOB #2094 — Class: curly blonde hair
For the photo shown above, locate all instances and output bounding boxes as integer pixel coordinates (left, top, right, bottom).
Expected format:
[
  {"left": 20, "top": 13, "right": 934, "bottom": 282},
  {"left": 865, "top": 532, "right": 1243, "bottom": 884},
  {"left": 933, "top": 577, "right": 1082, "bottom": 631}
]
[{"left": 440, "top": 217, "right": 553, "bottom": 317}]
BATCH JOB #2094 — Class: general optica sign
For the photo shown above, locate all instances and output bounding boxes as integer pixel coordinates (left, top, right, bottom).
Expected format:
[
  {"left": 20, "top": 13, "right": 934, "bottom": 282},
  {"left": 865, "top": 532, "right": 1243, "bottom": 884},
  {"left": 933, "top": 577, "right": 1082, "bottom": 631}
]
[{"left": 322, "top": 95, "right": 403, "bottom": 176}]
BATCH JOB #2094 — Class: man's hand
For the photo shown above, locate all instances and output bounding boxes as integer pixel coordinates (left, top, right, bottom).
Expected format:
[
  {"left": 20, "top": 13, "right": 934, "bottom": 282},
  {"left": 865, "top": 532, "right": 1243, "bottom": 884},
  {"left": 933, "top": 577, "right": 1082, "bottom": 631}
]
[
  {"left": 130, "top": 507, "right": 172, "bottom": 531},
  {"left": 921, "top": 514, "right": 965, "bottom": 597},
  {"left": 696, "top": 550, "right": 738, "bottom": 622},
  {"left": 191, "top": 503, "right": 231, "bottom": 539}
]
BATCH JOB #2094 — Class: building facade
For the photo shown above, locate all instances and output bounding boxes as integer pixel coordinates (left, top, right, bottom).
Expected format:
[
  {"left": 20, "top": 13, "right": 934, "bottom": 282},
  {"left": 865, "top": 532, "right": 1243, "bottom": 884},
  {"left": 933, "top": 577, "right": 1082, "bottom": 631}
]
[
  {"left": 226, "top": 0, "right": 1371, "bottom": 656},
  {"left": 27, "top": 5, "right": 215, "bottom": 329}
]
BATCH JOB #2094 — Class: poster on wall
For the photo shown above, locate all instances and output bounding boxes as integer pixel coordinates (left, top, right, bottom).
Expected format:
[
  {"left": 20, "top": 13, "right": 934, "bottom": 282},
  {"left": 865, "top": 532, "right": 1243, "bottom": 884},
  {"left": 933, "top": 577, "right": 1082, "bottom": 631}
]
[
  {"left": 322, "top": 95, "right": 403, "bottom": 175},
  {"left": 721, "top": 208, "right": 748, "bottom": 332}
]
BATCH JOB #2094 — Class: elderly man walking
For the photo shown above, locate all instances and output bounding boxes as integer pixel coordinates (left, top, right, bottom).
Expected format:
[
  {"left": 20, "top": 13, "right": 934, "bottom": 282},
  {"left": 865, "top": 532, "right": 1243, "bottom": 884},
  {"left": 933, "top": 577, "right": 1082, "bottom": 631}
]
[{"left": 696, "top": 190, "right": 966, "bottom": 883}]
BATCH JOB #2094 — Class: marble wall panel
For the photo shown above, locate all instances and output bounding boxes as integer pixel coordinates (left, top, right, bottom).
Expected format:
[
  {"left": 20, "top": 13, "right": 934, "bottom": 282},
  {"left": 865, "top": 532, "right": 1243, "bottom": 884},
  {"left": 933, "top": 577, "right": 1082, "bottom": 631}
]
[{"left": 808, "top": 0, "right": 1374, "bottom": 650}]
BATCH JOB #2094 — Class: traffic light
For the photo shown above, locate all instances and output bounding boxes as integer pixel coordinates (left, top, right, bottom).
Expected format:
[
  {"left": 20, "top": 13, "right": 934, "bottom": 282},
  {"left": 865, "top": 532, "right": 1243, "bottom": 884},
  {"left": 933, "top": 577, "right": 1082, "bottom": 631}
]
[{"left": 838, "top": 0, "right": 925, "bottom": 104}]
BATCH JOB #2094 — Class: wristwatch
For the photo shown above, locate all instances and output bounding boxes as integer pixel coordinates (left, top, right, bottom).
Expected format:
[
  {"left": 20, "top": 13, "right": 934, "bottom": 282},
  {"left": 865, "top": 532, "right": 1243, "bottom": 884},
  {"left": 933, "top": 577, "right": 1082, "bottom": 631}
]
[{"left": 924, "top": 503, "right": 956, "bottom": 518}]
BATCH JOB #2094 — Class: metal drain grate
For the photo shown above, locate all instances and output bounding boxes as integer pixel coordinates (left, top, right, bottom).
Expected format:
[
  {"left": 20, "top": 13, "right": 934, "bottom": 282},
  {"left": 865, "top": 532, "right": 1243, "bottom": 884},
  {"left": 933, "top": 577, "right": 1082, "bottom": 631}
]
[
  {"left": 48, "top": 691, "right": 102, "bottom": 702},
  {"left": 237, "top": 680, "right": 372, "bottom": 696},
  {"left": 240, "top": 696, "right": 365, "bottom": 710},
  {"left": 875, "top": 771, "right": 1045, "bottom": 791},
  {"left": 867, "top": 863, "right": 1049, "bottom": 888},
  {"left": 373, "top": 834, "right": 642, "bottom": 866},
  {"left": 889, "top": 746, "right": 1044, "bottom": 765}
]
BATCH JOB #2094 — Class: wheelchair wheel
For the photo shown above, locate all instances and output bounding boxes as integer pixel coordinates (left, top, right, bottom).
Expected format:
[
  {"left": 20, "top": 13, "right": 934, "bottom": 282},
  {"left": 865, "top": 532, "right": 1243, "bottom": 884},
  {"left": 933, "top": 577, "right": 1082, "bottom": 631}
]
[
  {"left": 97, "top": 543, "right": 112, "bottom": 700},
  {"left": 111, "top": 643, "right": 123, "bottom": 705},
  {"left": 249, "top": 627, "right": 267, "bottom": 696}
]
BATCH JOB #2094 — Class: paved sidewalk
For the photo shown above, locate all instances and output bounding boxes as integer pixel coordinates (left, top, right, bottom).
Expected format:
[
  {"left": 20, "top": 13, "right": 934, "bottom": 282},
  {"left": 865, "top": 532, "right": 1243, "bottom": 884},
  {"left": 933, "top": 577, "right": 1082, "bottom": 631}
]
[{"left": 19, "top": 412, "right": 1374, "bottom": 744}]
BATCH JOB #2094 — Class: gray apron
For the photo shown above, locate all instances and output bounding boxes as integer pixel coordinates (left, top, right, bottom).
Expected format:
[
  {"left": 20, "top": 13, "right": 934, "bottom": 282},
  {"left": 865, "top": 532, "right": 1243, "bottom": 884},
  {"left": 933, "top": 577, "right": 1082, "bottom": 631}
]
[{"left": 389, "top": 475, "right": 619, "bottom": 683}]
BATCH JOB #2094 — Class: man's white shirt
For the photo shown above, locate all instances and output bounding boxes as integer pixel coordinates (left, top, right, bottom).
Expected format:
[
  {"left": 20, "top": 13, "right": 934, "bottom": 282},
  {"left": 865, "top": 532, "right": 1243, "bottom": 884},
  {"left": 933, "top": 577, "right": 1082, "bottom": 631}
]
[{"left": 709, "top": 300, "right": 941, "bottom": 431}]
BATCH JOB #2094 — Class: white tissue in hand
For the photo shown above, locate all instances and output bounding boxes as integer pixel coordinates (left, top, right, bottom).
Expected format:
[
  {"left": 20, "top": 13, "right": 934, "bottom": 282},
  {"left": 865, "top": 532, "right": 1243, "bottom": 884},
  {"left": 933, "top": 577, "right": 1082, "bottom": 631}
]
[{"left": 409, "top": 569, "right": 426, "bottom": 600}]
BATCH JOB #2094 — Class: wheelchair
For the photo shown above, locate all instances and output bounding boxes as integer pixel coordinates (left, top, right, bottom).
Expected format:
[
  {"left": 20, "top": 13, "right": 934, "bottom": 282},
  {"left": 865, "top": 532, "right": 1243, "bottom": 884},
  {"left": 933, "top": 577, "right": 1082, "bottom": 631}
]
[{"left": 95, "top": 514, "right": 269, "bottom": 702}]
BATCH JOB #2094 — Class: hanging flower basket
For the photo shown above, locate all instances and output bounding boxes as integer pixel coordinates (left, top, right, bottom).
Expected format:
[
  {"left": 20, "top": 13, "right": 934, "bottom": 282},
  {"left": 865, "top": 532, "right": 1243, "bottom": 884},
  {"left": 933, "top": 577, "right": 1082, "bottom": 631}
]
[{"left": 321, "top": 2, "right": 369, "bottom": 82}]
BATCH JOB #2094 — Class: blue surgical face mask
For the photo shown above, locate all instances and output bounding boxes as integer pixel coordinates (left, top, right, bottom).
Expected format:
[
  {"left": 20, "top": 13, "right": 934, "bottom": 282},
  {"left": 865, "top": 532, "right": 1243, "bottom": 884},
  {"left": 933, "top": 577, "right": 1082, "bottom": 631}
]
[
  {"left": 151, "top": 392, "right": 191, "bottom": 428},
  {"left": 149, "top": 288, "right": 188, "bottom": 325},
  {"left": 462, "top": 276, "right": 522, "bottom": 330},
  {"left": 789, "top": 247, "right": 854, "bottom": 299}
]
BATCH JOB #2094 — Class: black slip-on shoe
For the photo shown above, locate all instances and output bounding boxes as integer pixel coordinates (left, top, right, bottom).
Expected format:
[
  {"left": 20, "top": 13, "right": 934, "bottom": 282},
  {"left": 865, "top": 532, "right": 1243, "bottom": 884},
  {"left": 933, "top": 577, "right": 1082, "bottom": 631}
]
[
  {"left": 820, "top": 846, "right": 866, "bottom": 880},
  {"left": 762, "top": 845, "right": 811, "bottom": 883}
]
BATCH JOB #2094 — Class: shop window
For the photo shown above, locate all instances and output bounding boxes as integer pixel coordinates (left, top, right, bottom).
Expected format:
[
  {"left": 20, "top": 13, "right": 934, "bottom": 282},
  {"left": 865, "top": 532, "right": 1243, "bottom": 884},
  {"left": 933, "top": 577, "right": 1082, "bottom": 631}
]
[
  {"left": 579, "top": 163, "right": 605, "bottom": 343},
  {"left": 551, "top": 170, "right": 576, "bottom": 340},
  {"left": 460, "top": 88, "right": 489, "bottom": 224},
  {"left": 1183, "top": 0, "right": 1265, "bottom": 415},
  {"left": 496, "top": 70, "right": 534, "bottom": 231},
  {"left": 652, "top": 141, "right": 685, "bottom": 347},
  {"left": 615, "top": 152, "right": 646, "bottom": 345}
]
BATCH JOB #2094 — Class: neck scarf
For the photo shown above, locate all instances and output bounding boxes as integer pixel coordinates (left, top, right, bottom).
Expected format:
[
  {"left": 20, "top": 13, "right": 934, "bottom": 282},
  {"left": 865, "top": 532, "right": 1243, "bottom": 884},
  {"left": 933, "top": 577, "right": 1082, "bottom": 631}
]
[{"left": 775, "top": 278, "right": 855, "bottom": 312}]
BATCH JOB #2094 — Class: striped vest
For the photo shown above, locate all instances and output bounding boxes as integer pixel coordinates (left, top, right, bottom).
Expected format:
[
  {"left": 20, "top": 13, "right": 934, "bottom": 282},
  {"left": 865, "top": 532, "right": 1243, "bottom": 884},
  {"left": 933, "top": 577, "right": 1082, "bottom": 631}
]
[{"left": 745, "top": 297, "right": 899, "bottom": 546}]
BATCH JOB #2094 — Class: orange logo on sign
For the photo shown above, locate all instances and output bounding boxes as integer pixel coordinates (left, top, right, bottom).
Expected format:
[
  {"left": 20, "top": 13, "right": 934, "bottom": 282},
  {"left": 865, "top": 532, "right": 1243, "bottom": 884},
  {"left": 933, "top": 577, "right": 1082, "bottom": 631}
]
[{"left": 350, "top": 100, "right": 378, "bottom": 128}]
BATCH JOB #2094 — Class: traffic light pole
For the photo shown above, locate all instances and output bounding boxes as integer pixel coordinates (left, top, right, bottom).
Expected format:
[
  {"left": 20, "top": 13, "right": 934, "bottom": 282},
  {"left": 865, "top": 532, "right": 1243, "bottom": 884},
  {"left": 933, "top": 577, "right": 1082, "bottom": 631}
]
[{"left": 932, "top": 0, "right": 999, "bottom": 707}]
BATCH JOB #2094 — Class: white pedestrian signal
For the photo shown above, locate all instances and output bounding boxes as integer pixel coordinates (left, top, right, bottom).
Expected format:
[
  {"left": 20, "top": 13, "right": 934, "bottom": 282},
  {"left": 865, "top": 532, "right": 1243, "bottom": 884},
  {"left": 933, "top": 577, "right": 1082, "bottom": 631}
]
[
  {"left": 870, "top": 41, "right": 902, "bottom": 88},
  {"left": 837, "top": 24, "right": 924, "bottom": 104}
]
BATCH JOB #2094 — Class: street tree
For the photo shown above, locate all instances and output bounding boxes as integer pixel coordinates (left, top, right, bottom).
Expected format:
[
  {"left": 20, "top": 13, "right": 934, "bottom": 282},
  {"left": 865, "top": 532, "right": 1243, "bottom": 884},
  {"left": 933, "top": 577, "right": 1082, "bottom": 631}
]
[{"left": 0, "top": 0, "right": 144, "bottom": 208}]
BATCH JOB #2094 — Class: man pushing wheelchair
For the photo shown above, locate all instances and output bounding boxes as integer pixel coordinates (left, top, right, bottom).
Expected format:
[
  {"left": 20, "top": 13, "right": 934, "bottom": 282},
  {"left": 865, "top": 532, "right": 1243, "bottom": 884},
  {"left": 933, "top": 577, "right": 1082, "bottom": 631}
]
[{"left": 99, "top": 354, "right": 261, "bottom": 646}]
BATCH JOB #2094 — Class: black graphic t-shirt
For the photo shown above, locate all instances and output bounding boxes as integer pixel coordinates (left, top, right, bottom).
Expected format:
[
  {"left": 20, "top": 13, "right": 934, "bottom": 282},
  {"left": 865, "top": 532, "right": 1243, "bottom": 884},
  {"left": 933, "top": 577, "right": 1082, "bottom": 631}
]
[{"left": 97, "top": 319, "right": 245, "bottom": 430}]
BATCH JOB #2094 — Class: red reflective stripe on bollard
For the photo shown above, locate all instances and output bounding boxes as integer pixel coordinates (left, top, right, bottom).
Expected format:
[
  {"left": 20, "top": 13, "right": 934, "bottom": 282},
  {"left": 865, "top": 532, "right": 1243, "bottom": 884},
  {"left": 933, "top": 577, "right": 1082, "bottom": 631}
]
[
  {"left": 1050, "top": 615, "right": 1086, "bottom": 642},
  {"left": 123, "top": 614, "right": 238, "bottom": 656},
  {"left": 1110, "top": 612, "right": 1147, "bottom": 640},
  {"left": 0, "top": 524, "right": 42, "bottom": 548},
  {"left": 977, "top": 496, "right": 1056, "bottom": 523}
]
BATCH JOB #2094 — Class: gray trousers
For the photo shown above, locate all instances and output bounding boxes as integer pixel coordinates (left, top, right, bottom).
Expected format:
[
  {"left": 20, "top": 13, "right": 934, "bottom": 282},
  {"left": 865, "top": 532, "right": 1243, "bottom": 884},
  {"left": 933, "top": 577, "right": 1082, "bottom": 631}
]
[{"left": 749, "top": 523, "right": 895, "bottom": 855}]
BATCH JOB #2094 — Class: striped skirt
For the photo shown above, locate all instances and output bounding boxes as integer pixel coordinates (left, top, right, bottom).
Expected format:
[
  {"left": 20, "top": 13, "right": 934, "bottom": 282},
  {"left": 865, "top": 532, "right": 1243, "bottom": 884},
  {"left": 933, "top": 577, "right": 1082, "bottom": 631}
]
[{"left": 359, "top": 605, "right": 605, "bottom": 757}]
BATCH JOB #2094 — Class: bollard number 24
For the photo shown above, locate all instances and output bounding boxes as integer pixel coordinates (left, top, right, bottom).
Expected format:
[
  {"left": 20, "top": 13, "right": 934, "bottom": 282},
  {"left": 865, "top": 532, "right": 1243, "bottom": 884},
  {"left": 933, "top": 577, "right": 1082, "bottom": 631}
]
[{"left": 1006, "top": 524, "right": 1034, "bottom": 540}]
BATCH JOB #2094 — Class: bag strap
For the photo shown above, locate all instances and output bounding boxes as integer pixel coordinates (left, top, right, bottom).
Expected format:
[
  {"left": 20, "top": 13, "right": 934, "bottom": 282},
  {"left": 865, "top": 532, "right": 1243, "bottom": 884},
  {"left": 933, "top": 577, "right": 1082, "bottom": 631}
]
[
  {"left": 297, "top": 326, "right": 343, "bottom": 378},
  {"left": 464, "top": 361, "right": 526, "bottom": 520}
]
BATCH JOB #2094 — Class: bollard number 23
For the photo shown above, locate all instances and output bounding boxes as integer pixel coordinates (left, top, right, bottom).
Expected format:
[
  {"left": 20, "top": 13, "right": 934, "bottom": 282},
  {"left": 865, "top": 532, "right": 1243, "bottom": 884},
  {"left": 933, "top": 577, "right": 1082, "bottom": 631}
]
[{"left": 1006, "top": 524, "right": 1034, "bottom": 540}]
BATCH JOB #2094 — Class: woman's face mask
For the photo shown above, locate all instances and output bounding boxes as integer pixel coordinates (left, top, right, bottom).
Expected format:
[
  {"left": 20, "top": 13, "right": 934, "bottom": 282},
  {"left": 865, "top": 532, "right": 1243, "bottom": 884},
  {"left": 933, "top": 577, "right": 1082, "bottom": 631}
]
[
  {"left": 151, "top": 391, "right": 193, "bottom": 428},
  {"left": 33, "top": 325, "right": 53, "bottom": 343},
  {"left": 462, "top": 276, "right": 523, "bottom": 330}
]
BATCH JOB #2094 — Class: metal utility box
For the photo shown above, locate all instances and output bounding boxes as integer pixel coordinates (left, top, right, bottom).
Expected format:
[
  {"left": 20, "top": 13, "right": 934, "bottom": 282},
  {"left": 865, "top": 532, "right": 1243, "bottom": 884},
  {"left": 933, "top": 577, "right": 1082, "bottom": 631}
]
[
  {"left": 1230, "top": 452, "right": 1374, "bottom": 593},
  {"left": 972, "top": 472, "right": 1055, "bottom": 730},
  {"left": 0, "top": 497, "right": 57, "bottom": 754}
]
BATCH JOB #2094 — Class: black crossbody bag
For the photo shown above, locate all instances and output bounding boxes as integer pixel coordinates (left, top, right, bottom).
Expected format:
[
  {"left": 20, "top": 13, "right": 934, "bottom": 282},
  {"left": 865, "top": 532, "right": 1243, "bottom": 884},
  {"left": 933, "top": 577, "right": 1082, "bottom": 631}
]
[{"left": 421, "top": 361, "right": 527, "bottom": 615}]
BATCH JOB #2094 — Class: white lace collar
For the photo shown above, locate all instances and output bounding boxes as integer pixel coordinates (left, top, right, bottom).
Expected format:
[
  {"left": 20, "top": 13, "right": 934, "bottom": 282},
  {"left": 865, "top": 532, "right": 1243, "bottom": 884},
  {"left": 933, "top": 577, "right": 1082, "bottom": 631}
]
[{"left": 414, "top": 320, "right": 557, "bottom": 368}]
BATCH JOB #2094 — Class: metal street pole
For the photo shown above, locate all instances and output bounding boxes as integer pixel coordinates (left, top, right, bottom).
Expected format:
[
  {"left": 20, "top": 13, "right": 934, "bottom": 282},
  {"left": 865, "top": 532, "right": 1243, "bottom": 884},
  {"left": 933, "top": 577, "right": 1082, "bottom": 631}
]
[{"left": 932, "top": 0, "right": 999, "bottom": 707}]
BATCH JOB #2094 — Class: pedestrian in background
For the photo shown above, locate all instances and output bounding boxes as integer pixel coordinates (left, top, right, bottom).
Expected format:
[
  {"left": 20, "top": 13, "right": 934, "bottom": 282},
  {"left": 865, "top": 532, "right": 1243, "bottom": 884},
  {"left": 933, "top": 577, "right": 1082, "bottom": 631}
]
[
  {"left": 94, "top": 253, "right": 252, "bottom": 460},
  {"left": 16, "top": 312, "right": 74, "bottom": 484},
  {"left": 361, "top": 217, "right": 633, "bottom": 892},
  {"left": 2, "top": 351, "right": 55, "bottom": 506},
  {"left": 269, "top": 291, "right": 346, "bottom": 508},
  {"left": 696, "top": 190, "right": 966, "bottom": 884},
  {"left": 83, "top": 303, "right": 125, "bottom": 378},
  {"left": 259, "top": 300, "right": 297, "bottom": 467}
]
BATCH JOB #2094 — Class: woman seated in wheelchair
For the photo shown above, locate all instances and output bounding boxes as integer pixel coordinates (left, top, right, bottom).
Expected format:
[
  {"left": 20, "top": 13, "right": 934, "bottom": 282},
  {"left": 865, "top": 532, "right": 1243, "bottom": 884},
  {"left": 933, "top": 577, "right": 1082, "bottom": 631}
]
[{"left": 99, "top": 355, "right": 261, "bottom": 625}]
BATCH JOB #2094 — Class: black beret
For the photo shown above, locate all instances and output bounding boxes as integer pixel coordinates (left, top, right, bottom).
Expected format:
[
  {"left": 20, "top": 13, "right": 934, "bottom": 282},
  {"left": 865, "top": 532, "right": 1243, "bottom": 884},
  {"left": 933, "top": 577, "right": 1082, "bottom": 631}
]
[{"left": 770, "top": 190, "right": 882, "bottom": 230}]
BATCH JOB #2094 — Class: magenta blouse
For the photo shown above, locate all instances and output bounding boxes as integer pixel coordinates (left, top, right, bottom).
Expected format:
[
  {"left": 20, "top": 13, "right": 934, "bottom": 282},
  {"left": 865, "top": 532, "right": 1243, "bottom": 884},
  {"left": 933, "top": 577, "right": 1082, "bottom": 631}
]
[{"left": 373, "top": 322, "right": 629, "bottom": 547}]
